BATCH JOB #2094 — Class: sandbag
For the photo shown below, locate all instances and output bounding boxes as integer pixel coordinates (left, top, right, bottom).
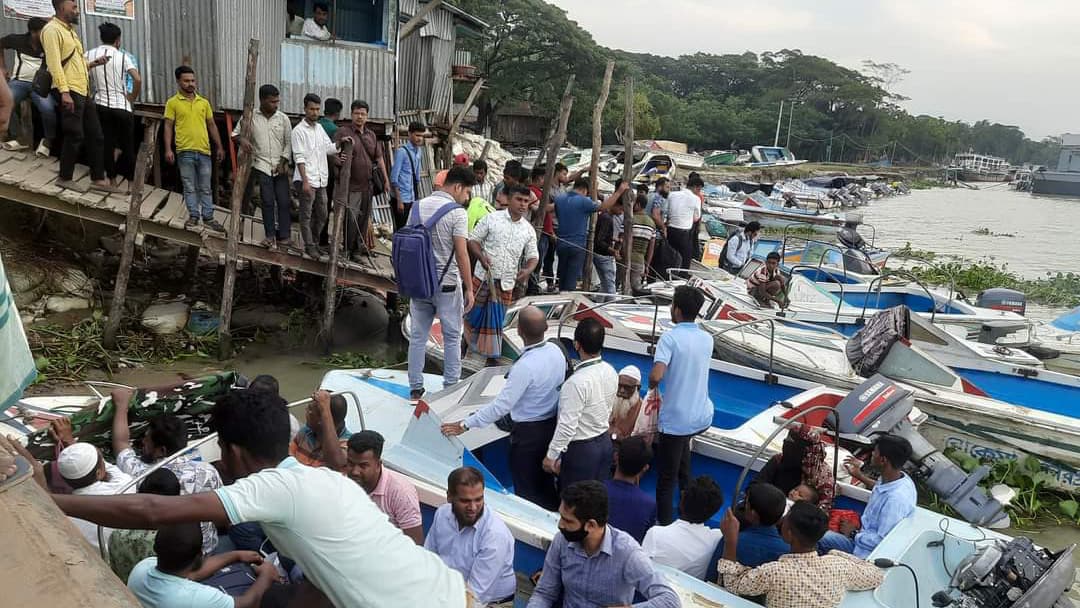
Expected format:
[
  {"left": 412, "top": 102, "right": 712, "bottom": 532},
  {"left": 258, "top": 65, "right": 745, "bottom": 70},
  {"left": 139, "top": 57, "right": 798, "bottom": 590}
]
[{"left": 141, "top": 302, "right": 190, "bottom": 335}]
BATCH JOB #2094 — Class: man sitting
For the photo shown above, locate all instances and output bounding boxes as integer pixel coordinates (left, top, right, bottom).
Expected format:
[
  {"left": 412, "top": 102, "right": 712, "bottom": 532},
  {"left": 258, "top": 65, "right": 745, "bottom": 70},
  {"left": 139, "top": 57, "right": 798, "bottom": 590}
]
[
  {"left": 127, "top": 522, "right": 278, "bottom": 608},
  {"left": 818, "top": 434, "right": 917, "bottom": 557},
  {"left": 642, "top": 475, "right": 725, "bottom": 580},
  {"left": 109, "top": 468, "right": 182, "bottom": 583},
  {"left": 528, "top": 480, "right": 679, "bottom": 608},
  {"left": 346, "top": 430, "right": 424, "bottom": 544},
  {"left": 288, "top": 389, "right": 350, "bottom": 470},
  {"left": 603, "top": 435, "right": 656, "bottom": 543},
  {"left": 717, "top": 501, "right": 884, "bottom": 608},
  {"left": 55, "top": 433, "right": 133, "bottom": 548},
  {"left": 608, "top": 366, "right": 645, "bottom": 443},
  {"left": 747, "top": 251, "right": 788, "bottom": 309},
  {"left": 707, "top": 482, "right": 790, "bottom": 582},
  {"left": 425, "top": 467, "right": 516, "bottom": 607}
]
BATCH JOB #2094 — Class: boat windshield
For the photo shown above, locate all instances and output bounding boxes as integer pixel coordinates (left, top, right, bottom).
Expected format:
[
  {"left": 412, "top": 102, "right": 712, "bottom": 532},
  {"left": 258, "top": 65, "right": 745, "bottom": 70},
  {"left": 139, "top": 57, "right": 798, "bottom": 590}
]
[
  {"left": 1051, "top": 305, "right": 1080, "bottom": 331},
  {"left": 877, "top": 343, "right": 959, "bottom": 388}
]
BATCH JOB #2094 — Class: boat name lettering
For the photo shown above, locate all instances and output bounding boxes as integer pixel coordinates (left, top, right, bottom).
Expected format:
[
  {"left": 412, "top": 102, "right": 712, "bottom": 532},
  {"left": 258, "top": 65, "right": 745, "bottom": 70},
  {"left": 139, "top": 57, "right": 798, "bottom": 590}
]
[{"left": 943, "top": 437, "right": 1080, "bottom": 488}]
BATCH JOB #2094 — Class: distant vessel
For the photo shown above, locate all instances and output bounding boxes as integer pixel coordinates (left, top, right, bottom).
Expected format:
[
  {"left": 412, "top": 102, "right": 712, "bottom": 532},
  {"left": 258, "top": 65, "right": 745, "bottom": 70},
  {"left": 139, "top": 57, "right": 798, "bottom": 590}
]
[
  {"left": 951, "top": 151, "right": 1009, "bottom": 182},
  {"left": 1032, "top": 133, "right": 1080, "bottom": 196},
  {"left": 747, "top": 145, "right": 808, "bottom": 167}
]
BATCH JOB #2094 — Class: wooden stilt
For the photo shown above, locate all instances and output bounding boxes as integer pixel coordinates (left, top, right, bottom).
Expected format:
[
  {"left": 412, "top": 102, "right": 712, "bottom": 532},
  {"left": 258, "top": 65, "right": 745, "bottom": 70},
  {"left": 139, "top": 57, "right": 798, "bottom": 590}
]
[
  {"left": 218, "top": 38, "right": 260, "bottom": 360},
  {"left": 103, "top": 119, "right": 160, "bottom": 349},
  {"left": 581, "top": 61, "right": 615, "bottom": 292},
  {"left": 620, "top": 77, "right": 635, "bottom": 295},
  {"left": 320, "top": 138, "right": 354, "bottom": 352},
  {"left": 533, "top": 74, "right": 575, "bottom": 234}
]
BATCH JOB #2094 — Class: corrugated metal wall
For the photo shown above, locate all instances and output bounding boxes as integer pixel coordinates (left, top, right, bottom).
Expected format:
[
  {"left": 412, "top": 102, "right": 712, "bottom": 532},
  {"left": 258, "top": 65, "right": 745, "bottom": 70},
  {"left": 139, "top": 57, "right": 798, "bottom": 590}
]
[
  {"left": 354, "top": 46, "right": 395, "bottom": 121},
  {"left": 147, "top": 0, "right": 221, "bottom": 106},
  {"left": 214, "top": 0, "right": 285, "bottom": 111},
  {"left": 280, "top": 40, "right": 394, "bottom": 120},
  {"left": 395, "top": 0, "right": 456, "bottom": 123}
]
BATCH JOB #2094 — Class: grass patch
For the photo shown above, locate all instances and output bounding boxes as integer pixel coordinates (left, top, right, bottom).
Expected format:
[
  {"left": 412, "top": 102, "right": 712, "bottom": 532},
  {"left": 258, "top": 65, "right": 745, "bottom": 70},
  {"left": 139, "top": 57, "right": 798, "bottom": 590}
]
[{"left": 897, "top": 259, "right": 1080, "bottom": 308}]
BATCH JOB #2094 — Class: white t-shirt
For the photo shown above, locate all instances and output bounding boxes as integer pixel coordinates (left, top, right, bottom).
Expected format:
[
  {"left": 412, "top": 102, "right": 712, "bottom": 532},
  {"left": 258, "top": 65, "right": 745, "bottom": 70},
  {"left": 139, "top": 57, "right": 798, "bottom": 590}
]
[
  {"left": 70, "top": 462, "right": 134, "bottom": 547},
  {"left": 642, "top": 519, "right": 724, "bottom": 580},
  {"left": 215, "top": 457, "right": 465, "bottom": 608},
  {"left": 666, "top": 189, "right": 701, "bottom": 230},
  {"left": 86, "top": 44, "right": 137, "bottom": 111}
]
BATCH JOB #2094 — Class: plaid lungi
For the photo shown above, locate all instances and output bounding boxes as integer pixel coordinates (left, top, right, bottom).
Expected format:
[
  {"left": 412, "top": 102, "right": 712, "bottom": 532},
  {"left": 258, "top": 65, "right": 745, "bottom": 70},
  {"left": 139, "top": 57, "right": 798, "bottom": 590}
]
[{"left": 465, "top": 275, "right": 515, "bottom": 358}]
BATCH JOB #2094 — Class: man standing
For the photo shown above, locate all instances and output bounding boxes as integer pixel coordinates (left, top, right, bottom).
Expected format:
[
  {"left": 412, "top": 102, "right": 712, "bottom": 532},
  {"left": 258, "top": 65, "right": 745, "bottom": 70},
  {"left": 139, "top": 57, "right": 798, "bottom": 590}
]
[
  {"left": 164, "top": 65, "right": 225, "bottom": 231},
  {"left": 425, "top": 467, "right": 517, "bottom": 607},
  {"left": 747, "top": 251, "right": 788, "bottom": 309},
  {"left": 42, "top": 0, "right": 114, "bottom": 192},
  {"left": 528, "top": 481, "right": 679, "bottom": 608},
  {"left": 319, "top": 97, "right": 341, "bottom": 139},
  {"left": 335, "top": 99, "right": 390, "bottom": 260},
  {"left": 603, "top": 436, "right": 656, "bottom": 543},
  {"left": 591, "top": 194, "right": 619, "bottom": 295},
  {"left": 390, "top": 121, "right": 425, "bottom": 230},
  {"left": 470, "top": 158, "right": 492, "bottom": 203},
  {"left": 630, "top": 193, "right": 658, "bottom": 291},
  {"left": 0, "top": 17, "right": 57, "bottom": 155},
  {"left": 543, "top": 318, "right": 617, "bottom": 490},
  {"left": 466, "top": 184, "right": 538, "bottom": 362},
  {"left": 405, "top": 166, "right": 476, "bottom": 397},
  {"left": 666, "top": 176, "right": 704, "bottom": 269},
  {"left": 232, "top": 84, "right": 292, "bottom": 250},
  {"left": 345, "top": 430, "right": 424, "bottom": 545},
  {"left": 86, "top": 22, "right": 140, "bottom": 190},
  {"left": 646, "top": 177, "right": 671, "bottom": 278},
  {"left": 301, "top": 2, "right": 333, "bottom": 41},
  {"left": 442, "top": 306, "right": 564, "bottom": 510},
  {"left": 723, "top": 220, "right": 761, "bottom": 274},
  {"left": 288, "top": 389, "right": 350, "bottom": 470},
  {"left": 649, "top": 285, "right": 713, "bottom": 524},
  {"left": 291, "top": 93, "right": 342, "bottom": 260},
  {"left": 642, "top": 475, "right": 725, "bottom": 580},
  {"left": 553, "top": 177, "right": 627, "bottom": 292}
]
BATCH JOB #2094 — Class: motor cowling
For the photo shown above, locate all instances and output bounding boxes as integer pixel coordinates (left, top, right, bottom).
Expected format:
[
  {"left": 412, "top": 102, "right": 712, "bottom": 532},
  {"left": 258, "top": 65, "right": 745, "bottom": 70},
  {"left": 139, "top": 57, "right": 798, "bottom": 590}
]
[
  {"left": 976, "top": 288, "right": 1027, "bottom": 316},
  {"left": 932, "top": 538, "right": 1076, "bottom": 608}
]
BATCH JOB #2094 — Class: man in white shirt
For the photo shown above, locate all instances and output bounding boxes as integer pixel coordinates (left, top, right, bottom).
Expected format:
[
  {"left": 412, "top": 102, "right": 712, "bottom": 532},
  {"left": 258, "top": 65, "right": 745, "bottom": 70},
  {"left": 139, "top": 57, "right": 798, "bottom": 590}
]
[
  {"left": 302, "top": 2, "right": 333, "bottom": 41},
  {"left": 86, "top": 22, "right": 140, "bottom": 189},
  {"left": 642, "top": 475, "right": 725, "bottom": 580},
  {"left": 666, "top": 175, "right": 704, "bottom": 270},
  {"left": 55, "top": 439, "right": 134, "bottom": 548},
  {"left": 52, "top": 387, "right": 468, "bottom": 608},
  {"left": 234, "top": 84, "right": 293, "bottom": 250},
  {"left": 425, "top": 467, "right": 517, "bottom": 606},
  {"left": 292, "top": 92, "right": 346, "bottom": 260},
  {"left": 543, "top": 317, "right": 618, "bottom": 491}
]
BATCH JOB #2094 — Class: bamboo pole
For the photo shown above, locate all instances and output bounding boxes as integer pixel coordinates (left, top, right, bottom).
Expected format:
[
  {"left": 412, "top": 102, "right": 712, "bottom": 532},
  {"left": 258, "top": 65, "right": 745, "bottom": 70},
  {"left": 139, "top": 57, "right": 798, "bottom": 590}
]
[
  {"left": 321, "top": 137, "right": 354, "bottom": 352},
  {"left": 533, "top": 74, "right": 575, "bottom": 234},
  {"left": 399, "top": 0, "right": 444, "bottom": 39},
  {"left": 102, "top": 119, "right": 160, "bottom": 349},
  {"left": 217, "top": 38, "right": 260, "bottom": 359},
  {"left": 620, "top": 77, "right": 635, "bottom": 294},
  {"left": 444, "top": 77, "right": 485, "bottom": 168},
  {"left": 581, "top": 60, "right": 615, "bottom": 292}
]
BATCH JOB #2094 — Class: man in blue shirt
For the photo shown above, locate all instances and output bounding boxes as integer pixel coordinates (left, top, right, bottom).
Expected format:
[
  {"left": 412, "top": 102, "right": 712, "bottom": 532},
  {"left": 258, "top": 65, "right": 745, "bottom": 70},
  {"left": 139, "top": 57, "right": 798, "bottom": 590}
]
[
  {"left": 818, "top": 435, "right": 917, "bottom": 557},
  {"left": 649, "top": 285, "right": 713, "bottom": 524},
  {"left": 552, "top": 177, "right": 626, "bottom": 292},
  {"left": 707, "top": 482, "right": 790, "bottom": 581},
  {"left": 442, "top": 305, "right": 565, "bottom": 510},
  {"left": 528, "top": 481, "right": 679, "bottom": 608},
  {"left": 604, "top": 435, "right": 657, "bottom": 543},
  {"left": 390, "top": 121, "right": 425, "bottom": 229}
]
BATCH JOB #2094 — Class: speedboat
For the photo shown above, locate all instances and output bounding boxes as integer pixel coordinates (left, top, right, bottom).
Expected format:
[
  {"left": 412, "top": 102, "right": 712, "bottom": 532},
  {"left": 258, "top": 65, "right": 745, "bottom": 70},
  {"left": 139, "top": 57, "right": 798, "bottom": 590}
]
[
  {"left": 1028, "top": 305, "right": 1080, "bottom": 376},
  {"left": 748, "top": 145, "right": 807, "bottom": 168}
]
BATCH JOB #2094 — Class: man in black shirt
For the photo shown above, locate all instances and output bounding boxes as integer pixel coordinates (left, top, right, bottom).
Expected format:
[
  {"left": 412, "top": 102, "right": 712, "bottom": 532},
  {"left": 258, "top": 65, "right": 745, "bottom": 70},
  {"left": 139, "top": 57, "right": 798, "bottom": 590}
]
[
  {"left": 0, "top": 17, "right": 57, "bottom": 155},
  {"left": 591, "top": 194, "right": 622, "bottom": 295}
]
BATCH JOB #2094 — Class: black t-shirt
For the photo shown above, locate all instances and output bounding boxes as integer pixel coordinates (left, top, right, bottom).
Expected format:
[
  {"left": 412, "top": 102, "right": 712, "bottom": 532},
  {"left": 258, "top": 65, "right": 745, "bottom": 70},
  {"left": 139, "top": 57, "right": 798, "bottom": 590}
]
[
  {"left": 0, "top": 33, "right": 43, "bottom": 82},
  {"left": 595, "top": 212, "right": 615, "bottom": 256}
]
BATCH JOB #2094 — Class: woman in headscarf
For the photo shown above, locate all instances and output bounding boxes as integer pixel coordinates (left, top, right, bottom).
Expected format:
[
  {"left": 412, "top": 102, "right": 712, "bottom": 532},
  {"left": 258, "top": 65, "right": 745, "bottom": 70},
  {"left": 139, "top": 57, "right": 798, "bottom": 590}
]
[{"left": 753, "top": 424, "right": 835, "bottom": 510}]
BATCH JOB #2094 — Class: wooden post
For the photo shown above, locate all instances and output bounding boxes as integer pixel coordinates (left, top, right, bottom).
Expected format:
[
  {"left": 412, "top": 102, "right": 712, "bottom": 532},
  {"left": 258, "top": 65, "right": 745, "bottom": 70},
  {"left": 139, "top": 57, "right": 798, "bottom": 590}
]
[
  {"left": 102, "top": 119, "right": 160, "bottom": 349},
  {"left": 444, "top": 78, "right": 485, "bottom": 166},
  {"left": 620, "top": 77, "right": 635, "bottom": 294},
  {"left": 399, "top": 0, "right": 444, "bottom": 39},
  {"left": 321, "top": 138, "right": 354, "bottom": 352},
  {"left": 478, "top": 140, "right": 492, "bottom": 162},
  {"left": 217, "top": 38, "right": 260, "bottom": 360},
  {"left": 581, "top": 61, "right": 615, "bottom": 292},
  {"left": 533, "top": 74, "right": 575, "bottom": 233},
  {"left": 16, "top": 99, "right": 32, "bottom": 148}
]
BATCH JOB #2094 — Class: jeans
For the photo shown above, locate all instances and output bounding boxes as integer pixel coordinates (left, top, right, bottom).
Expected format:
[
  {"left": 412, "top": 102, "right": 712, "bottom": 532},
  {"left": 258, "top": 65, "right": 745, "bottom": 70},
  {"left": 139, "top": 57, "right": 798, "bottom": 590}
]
[
  {"left": 178, "top": 151, "right": 213, "bottom": 220},
  {"left": 533, "top": 233, "right": 555, "bottom": 286},
  {"left": 556, "top": 240, "right": 586, "bottom": 292},
  {"left": 59, "top": 91, "right": 104, "bottom": 181},
  {"left": 630, "top": 260, "right": 647, "bottom": 291},
  {"left": 8, "top": 79, "right": 57, "bottom": 140},
  {"left": 256, "top": 170, "right": 291, "bottom": 240},
  {"left": 592, "top": 254, "right": 616, "bottom": 294},
  {"left": 407, "top": 286, "right": 464, "bottom": 391},
  {"left": 344, "top": 189, "right": 373, "bottom": 253},
  {"left": 656, "top": 432, "right": 694, "bottom": 525},
  {"left": 818, "top": 530, "right": 856, "bottom": 554},
  {"left": 296, "top": 183, "right": 328, "bottom": 248},
  {"left": 98, "top": 105, "right": 134, "bottom": 181}
]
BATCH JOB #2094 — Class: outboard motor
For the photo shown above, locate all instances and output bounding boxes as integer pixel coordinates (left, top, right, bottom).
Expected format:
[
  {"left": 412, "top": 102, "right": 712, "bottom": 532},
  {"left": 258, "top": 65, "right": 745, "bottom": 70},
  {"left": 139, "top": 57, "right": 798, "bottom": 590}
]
[
  {"left": 976, "top": 288, "right": 1027, "bottom": 316},
  {"left": 930, "top": 538, "right": 1076, "bottom": 608},
  {"left": 827, "top": 375, "right": 1010, "bottom": 529}
]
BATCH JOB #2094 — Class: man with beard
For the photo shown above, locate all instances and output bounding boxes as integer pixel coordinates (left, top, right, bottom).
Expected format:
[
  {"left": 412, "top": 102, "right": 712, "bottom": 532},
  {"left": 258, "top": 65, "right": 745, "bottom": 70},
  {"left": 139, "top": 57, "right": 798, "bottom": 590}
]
[
  {"left": 425, "top": 467, "right": 516, "bottom": 607},
  {"left": 109, "top": 388, "right": 222, "bottom": 553},
  {"left": 608, "top": 366, "right": 644, "bottom": 442},
  {"left": 528, "top": 481, "right": 679, "bottom": 608}
]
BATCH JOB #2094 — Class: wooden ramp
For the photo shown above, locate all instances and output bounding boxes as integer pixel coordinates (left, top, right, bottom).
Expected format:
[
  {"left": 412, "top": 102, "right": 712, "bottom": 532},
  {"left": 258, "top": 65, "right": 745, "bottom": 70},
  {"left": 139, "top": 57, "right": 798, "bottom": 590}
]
[{"left": 0, "top": 149, "right": 397, "bottom": 292}]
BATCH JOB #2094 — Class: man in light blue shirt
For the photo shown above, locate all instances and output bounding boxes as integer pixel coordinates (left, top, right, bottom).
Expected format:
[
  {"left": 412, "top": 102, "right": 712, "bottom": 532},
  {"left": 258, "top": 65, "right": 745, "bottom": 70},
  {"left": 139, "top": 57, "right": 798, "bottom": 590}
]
[
  {"left": 443, "top": 305, "right": 566, "bottom": 510},
  {"left": 818, "top": 434, "right": 917, "bottom": 557},
  {"left": 425, "top": 467, "right": 517, "bottom": 606},
  {"left": 649, "top": 285, "right": 713, "bottom": 524},
  {"left": 390, "top": 121, "right": 425, "bottom": 228}
]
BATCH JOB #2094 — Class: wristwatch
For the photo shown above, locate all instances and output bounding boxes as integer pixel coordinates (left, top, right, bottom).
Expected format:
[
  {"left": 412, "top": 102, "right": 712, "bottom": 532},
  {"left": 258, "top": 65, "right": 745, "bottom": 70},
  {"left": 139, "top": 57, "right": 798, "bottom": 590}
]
[{"left": 460, "top": 421, "right": 469, "bottom": 431}]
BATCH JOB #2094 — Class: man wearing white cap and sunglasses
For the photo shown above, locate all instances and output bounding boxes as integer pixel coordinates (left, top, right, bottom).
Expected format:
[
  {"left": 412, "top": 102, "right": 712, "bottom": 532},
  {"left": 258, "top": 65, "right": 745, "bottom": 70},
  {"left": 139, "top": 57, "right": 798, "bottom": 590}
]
[{"left": 55, "top": 435, "right": 134, "bottom": 547}]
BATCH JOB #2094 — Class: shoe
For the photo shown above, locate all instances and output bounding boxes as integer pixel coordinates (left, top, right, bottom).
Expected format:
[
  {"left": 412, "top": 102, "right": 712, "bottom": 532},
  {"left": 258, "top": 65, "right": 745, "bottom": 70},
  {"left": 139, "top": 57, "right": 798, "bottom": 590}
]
[
  {"left": 204, "top": 219, "right": 226, "bottom": 233},
  {"left": 349, "top": 251, "right": 366, "bottom": 263},
  {"left": 35, "top": 140, "right": 50, "bottom": 157},
  {"left": 278, "top": 239, "right": 295, "bottom": 250},
  {"left": 317, "top": 246, "right": 330, "bottom": 257},
  {"left": 2, "top": 139, "right": 27, "bottom": 151},
  {"left": 185, "top": 217, "right": 200, "bottom": 229},
  {"left": 304, "top": 245, "right": 324, "bottom": 260},
  {"left": 409, "top": 388, "right": 425, "bottom": 401},
  {"left": 259, "top": 237, "right": 278, "bottom": 251}
]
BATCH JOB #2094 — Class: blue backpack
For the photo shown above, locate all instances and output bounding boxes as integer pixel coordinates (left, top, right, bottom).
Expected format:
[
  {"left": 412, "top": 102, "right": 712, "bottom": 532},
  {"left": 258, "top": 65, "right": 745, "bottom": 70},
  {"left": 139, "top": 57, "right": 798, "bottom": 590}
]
[{"left": 392, "top": 201, "right": 460, "bottom": 299}]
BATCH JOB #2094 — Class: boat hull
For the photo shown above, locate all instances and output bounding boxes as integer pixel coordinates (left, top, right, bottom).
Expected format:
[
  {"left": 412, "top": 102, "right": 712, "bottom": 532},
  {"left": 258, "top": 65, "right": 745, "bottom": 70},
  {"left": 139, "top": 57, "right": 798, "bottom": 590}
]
[{"left": 1031, "top": 170, "right": 1080, "bottom": 196}]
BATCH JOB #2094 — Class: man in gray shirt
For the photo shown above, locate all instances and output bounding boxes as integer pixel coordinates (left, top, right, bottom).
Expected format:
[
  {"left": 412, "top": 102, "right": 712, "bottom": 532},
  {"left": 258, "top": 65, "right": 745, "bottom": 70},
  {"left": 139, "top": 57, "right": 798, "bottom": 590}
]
[{"left": 406, "top": 166, "right": 476, "bottom": 400}]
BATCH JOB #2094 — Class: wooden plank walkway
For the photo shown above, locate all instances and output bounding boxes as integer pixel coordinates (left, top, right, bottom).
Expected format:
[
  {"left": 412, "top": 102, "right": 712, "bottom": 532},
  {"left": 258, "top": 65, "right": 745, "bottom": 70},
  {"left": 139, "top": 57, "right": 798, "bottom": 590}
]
[{"left": 0, "top": 149, "right": 397, "bottom": 292}]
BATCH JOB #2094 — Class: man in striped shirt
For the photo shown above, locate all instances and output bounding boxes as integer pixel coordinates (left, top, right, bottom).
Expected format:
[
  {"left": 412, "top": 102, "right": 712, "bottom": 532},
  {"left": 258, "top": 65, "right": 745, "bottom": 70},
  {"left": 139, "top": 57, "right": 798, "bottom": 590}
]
[
  {"left": 747, "top": 251, "right": 788, "bottom": 309},
  {"left": 86, "top": 22, "right": 141, "bottom": 189}
]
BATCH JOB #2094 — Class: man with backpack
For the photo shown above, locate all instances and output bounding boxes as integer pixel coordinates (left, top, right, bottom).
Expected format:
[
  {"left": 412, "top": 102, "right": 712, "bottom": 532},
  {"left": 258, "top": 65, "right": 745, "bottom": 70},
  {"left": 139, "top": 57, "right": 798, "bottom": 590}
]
[
  {"left": 401, "top": 165, "right": 477, "bottom": 400},
  {"left": 721, "top": 220, "right": 761, "bottom": 275}
]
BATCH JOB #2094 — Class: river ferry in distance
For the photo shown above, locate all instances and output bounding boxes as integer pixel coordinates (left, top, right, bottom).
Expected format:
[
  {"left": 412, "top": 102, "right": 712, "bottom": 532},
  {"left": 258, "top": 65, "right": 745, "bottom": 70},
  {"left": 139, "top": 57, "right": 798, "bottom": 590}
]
[{"left": 951, "top": 151, "right": 1009, "bottom": 182}]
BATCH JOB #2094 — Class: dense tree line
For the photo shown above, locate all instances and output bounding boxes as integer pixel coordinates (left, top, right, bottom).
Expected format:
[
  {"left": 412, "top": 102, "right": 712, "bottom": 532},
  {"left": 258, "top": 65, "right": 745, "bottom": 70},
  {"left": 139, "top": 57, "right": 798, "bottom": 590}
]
[{"left": 455, "top": 0, "right": 1059, "bottom": 166}]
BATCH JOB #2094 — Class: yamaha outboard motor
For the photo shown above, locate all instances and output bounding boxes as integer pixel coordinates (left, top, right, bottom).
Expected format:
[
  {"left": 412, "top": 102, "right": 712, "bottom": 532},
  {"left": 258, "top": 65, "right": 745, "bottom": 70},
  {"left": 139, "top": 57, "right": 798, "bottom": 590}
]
[
  {"left": 976, "top": 288, "right": 1027, "bottom": 316},
  {"left": 827, "top": 374, "right": 1010, "bottom": 529},
  {"left": 930, "top": 538, "right": 1076, "bottom": 608}
]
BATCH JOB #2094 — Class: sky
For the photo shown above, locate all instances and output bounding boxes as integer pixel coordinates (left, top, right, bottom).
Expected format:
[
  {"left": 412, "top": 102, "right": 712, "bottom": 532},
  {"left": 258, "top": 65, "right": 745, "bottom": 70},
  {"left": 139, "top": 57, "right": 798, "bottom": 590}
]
[{"left": 546, "top": 0, "right": 1080, "bottom": 140}]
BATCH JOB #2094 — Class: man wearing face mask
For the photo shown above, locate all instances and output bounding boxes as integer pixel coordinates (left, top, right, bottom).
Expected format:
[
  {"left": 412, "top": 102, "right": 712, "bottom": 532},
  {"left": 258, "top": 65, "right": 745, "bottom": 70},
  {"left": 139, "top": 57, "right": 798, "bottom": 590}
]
[
  {"left": 528, "top": 480, "right": 679, "bottom": 608},
  {"left": 109, "top": 387, "right": 222, "bottom": 553}
]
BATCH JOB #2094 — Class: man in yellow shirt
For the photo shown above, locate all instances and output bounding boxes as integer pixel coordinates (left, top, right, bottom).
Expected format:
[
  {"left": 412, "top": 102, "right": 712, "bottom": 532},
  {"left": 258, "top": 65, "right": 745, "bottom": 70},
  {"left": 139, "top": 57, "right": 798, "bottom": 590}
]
[
  {"left": 164, "top": 65, "right": 225, "bottom": 231},
  {"left": 41, "top": 0, "right": 113, "bottom": 192}
]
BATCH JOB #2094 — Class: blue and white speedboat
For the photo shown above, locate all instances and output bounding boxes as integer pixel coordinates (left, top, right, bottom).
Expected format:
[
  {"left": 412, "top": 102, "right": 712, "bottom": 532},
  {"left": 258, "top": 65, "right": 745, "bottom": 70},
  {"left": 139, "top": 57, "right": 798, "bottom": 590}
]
[{"left": 1030, "top": 305, "right": 1080, "bottom": 376}]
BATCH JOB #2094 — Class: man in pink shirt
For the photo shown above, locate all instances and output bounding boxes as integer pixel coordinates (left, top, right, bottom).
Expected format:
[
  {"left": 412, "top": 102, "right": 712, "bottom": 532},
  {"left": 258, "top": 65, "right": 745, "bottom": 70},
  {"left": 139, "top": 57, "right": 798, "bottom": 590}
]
[{"left": 346, "top": 431, "right": 424, "bottom": 544}]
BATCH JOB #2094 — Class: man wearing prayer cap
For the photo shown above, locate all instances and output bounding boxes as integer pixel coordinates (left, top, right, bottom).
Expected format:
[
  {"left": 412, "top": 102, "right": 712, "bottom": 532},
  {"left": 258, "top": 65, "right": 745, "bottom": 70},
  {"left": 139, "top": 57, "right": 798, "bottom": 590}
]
[
  {"left": 56, "top": 438, "right": 134, "bottom": 548},
  {"left": 609, "top": 366, "right": 644, "bottom": 442}
]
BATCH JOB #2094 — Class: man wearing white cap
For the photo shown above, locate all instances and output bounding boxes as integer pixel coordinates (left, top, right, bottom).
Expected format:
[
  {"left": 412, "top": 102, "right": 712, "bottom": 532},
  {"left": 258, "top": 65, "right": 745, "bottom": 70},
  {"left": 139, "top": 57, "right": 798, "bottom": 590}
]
[
  {"left": 56, "top": 439, "right": 133, "bottom": 547},
  {"left": 609, "top": 365, "right": 644, "bottom": 442}
]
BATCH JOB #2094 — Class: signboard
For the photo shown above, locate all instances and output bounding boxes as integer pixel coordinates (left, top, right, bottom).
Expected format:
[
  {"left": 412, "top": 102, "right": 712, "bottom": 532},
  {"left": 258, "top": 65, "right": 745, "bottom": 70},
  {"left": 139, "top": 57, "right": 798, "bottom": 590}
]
[
  {"left": 2, "top": 0, "right": 52, "bottom": 19},
  {"left": 85, "top": 0, "right": 134, "bottom": 20}
]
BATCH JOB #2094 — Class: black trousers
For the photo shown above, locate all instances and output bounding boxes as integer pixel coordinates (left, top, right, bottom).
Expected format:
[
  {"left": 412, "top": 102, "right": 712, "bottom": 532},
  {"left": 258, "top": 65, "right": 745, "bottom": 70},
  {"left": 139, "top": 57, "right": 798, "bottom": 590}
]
[
  {"left": 656, "top": 431, "right": 694, "bottom": 525},
  {"left": 509, "top": 418, "right": 559, "bottom": 511},
  {"left": 97, "top": 105, "right": 134, "bottom": 181},
  {"left": 392, "top": 200, "right": 413, "bottom": 231},
  {"left": 59, "top": 92, "right": 104, "bottom": 181},
  {"left": 558, "top": 432, "right": 613, "bottom": 493},
  {"left": 667, "top": 227, "right": 694, "bottom": 270}
]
